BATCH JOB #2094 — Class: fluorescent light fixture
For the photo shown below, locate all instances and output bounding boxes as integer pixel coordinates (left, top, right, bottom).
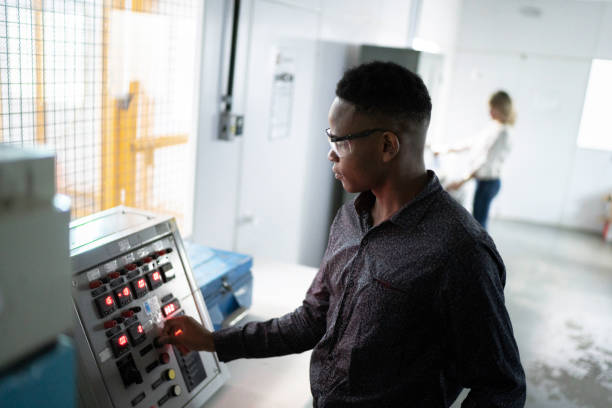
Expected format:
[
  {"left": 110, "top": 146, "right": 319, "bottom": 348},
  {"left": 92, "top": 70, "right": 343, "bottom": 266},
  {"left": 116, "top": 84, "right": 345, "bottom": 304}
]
[{"left": 412, "top": 37, "right": 441, "bottom": 54}]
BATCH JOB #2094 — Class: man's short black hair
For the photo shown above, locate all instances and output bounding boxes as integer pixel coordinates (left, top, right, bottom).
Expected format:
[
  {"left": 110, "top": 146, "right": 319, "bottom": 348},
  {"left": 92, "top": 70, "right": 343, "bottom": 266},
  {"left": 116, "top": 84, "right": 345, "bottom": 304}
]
[{"left": 336, "top": 61, "right": 432, "bottom": 128}]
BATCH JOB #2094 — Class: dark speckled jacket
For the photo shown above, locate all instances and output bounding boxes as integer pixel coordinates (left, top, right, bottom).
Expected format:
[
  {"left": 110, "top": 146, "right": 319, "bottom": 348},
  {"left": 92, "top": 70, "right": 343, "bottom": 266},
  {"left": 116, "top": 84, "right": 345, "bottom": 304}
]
[{"left": 213, "top": 170, "right": 526, "bottom": 408}]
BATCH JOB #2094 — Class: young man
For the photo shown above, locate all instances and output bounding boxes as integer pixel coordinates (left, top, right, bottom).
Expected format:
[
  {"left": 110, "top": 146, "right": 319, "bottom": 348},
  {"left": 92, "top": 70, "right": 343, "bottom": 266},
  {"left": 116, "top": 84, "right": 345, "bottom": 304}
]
[{"left": 159, "top": 61, "right": 526, "bottom": 407}]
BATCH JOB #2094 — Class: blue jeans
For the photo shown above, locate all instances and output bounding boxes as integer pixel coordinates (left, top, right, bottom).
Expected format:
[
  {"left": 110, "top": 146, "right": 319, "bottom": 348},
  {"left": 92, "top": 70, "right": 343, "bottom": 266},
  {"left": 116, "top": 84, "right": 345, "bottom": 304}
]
[{"left": 473, "top": 179, "right": 501, "bottom": 230}]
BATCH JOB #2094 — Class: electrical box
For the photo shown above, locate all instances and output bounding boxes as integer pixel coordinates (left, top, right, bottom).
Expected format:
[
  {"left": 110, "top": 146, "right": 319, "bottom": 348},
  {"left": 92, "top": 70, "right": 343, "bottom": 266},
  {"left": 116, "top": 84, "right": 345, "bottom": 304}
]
[{"left": 70, "top": 207, "right": 228, "bottom": 408}]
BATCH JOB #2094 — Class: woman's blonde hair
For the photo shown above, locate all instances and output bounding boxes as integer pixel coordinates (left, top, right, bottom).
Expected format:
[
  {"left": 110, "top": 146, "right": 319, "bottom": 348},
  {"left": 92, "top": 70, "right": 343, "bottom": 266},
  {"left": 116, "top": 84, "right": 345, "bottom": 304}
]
[{"left": 489, "top": 90, "right": 516, "bottom": 125}]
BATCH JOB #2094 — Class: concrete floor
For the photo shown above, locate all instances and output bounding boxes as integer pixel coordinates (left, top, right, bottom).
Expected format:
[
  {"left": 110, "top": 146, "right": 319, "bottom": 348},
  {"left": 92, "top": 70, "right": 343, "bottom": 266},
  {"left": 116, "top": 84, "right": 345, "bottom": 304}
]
[{"left": 488, "top": 220, "right": 612, "bottom": 408}]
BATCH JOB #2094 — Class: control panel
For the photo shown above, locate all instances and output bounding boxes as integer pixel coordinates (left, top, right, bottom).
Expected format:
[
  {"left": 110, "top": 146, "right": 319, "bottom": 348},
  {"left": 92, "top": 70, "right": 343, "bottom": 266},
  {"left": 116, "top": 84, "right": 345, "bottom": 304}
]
[{"left": 70, "top": 207, "right": 228, "bottom": 408}]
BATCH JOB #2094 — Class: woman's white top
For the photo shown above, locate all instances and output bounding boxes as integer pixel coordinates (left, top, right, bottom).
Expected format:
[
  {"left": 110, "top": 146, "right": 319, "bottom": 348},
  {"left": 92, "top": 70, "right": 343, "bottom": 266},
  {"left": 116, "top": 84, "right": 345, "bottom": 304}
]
[{"left": 472, "top": 121, "right": 512, "bottom": 180}]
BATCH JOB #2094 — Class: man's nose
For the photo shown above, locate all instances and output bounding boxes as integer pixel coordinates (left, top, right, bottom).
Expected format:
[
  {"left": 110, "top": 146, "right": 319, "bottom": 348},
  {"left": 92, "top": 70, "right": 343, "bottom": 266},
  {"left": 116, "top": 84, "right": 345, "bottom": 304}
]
[{"left": 328, "top": 149, "right": 339, "bottom": 162}]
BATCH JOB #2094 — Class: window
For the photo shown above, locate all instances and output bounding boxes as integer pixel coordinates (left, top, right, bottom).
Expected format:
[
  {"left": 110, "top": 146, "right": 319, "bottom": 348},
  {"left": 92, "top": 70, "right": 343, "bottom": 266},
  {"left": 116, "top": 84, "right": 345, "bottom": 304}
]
[{"left": 577, "top": 59, "right": 612, "bottom": 151}]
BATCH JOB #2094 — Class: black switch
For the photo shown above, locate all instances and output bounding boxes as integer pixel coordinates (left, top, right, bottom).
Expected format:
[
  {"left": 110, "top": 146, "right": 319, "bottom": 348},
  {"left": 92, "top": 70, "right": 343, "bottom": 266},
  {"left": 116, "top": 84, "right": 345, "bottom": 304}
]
[{"left": 117, "top": 353, "right": 143, "bottom": 388}]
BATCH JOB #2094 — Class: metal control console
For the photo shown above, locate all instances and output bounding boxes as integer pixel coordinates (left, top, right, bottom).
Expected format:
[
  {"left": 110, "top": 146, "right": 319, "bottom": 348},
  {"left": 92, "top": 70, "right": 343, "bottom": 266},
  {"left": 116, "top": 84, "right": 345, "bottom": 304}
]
[{"left": 70, "top": 207, "right": 229, "bottom": 408}]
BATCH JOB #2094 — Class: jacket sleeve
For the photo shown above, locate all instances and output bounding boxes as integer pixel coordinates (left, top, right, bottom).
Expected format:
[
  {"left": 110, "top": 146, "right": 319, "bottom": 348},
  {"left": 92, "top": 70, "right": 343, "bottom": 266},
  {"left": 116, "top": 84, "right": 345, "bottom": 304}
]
[
  {"left": 442, "top": 239, "right": 526, "bottom": 407},
  {"left": 211, "top": 262, "right": 330, "bottom": 362}
]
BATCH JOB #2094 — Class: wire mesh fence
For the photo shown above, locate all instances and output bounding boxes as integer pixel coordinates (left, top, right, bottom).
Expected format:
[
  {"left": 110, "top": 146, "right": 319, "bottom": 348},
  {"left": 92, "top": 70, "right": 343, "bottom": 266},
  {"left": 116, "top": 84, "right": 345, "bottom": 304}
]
[{"left": 0, "top": 0, "right": 200, "bottom": 232}]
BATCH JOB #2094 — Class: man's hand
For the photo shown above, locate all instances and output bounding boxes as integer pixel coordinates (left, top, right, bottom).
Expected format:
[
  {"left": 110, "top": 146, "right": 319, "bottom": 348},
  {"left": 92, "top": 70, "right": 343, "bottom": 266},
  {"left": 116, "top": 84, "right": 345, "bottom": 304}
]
[{"left": 158, "top": 315, "right": 215, "bottom": 354}]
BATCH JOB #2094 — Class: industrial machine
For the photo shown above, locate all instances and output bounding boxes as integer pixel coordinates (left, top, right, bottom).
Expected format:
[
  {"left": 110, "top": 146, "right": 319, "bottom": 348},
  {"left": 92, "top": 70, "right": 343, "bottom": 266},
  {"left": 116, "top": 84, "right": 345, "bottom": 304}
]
[
  {"left": 0, "top": 145, "right": 75, "bottom": 408},
  {"left": 70, "top": 207, "right": 229, "bottom": 408}
]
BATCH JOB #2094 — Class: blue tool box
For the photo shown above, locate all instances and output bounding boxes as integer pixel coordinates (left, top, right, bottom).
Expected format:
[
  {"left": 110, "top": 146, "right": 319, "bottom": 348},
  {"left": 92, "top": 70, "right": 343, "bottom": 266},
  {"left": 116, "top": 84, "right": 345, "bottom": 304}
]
[{"left": 184, "top": 241, "right": 253, "bottom": 331}]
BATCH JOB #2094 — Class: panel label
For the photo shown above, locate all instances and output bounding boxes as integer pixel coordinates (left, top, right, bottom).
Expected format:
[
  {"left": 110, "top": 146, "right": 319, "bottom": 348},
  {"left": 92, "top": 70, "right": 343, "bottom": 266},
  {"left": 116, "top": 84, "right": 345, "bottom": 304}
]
[{"left": 86, "top": 268, "right": 101, "bottom": 282}]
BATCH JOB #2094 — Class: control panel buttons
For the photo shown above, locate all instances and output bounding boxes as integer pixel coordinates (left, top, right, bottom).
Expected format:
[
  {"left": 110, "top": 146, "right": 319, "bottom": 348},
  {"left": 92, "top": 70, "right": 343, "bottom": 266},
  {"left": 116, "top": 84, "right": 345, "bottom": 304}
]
[
  {"left": 127, "top": 323, "right": 146, "bottom": 346},
  {"left": 89, "top": 280, "right": 102, "bottom": 289},
  {"left": 170, "top": 384, "right": 181, "bottom": 397},
  {"left": 109, "top": 271, "right": 121, "bottom": 280},
  {"left": 111, "top": 332, "right": 130, "bottom": 358},
  {"left": 161, "top": 299, "right": 180, "bottom": 318},
  {"left": 143, "top": 256, "right": 153, "bottom": 264},
  {"left": 159, "top": 263, "right": 175, "bottom": 282},
  {"left": 114, "top": 285, "right": 134, "bottom": 307},
  {"left": 153, "top": 336, "right": 164, "bottom": 348},
  {"left": 95, "top": 293, "right": 117, "bottom": 317},
  {"left": 146, "top": 270, "right": 163, "bottom": 290},
  {"left": 122, "top": 310, "right": 135, "bottom": 318},
  {"left": 126, "top": 269, "right": 140, "bottom": 280},
  {"left": 164, "top": 369, "right": 176, "bottom": 381},
  {"left": 159, "top": 352, "right": 170, "bottom": 365},
  {"left": 131, "top": 277, "right": 149, "bottom": 298},
  {"left": 116, "top": 353, "right": 142, "bottom": 388}
]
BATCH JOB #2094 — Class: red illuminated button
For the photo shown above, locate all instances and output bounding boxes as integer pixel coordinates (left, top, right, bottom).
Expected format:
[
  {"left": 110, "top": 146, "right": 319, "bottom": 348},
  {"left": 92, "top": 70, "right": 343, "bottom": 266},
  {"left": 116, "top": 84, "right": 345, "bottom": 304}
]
[
  {"left": 95, "top": 293, "right": 117, "bottom": 317},
  {"left": 146, "top": 270, "right": 163, "bottom": 290},
  {"left": 173, "top": 329, "right": 183, "bottom": 337},
  {"left": 104, "top": 320, "right": 117, "bottom": 329},
  {"left": 89, "top": 280, "right": 102, "bottom": 289},
  {"left": 161, "top": 299, "right": 180, "bottom": 317},
  {"left": 131, "top": 277, "right": 149, "bottom": 299},
  {"left": 110, "top": 332, "right": 130, "bottom": 357},
  {"left": 157, "top": 250, "right": 166, "bottom": 256},
  {"left": 109, "top": 272, "right": 120, "bottom": 279},
  {"left": 114, "top": 285, "right": 134, "bottom": 307},
  {"left": 126, "top": 264, "right": 137, "bottom": 271},
  {"left": 143, "top": 257, "right": 153, "bottom": 263}
]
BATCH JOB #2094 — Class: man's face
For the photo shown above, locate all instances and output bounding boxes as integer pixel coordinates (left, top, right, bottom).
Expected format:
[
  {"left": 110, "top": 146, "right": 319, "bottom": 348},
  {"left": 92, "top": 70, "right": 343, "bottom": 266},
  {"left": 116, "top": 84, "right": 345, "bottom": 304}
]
[{"left": 327, "top": 97, "right": 385, "bottom": 193}]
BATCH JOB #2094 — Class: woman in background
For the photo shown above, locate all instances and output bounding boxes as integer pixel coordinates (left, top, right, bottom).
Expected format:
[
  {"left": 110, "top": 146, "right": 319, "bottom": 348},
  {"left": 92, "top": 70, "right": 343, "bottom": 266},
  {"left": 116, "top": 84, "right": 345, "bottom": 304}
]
[{"left": 446, "top": 90, "right": 516, "bottom": 230}]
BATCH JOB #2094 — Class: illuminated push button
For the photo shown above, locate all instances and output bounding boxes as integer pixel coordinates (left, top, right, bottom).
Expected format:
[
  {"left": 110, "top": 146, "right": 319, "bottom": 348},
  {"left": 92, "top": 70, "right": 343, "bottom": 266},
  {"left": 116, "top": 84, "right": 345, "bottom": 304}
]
[
  {"left": 157, "top": 250, "right": 166, "bottom": 256},
  {"left": 161, "top": 299, "right": 180, "bottom": 317},
  {"left": 95, "top": 293, "right": 117, "bottom": 317},
  {"left": 126, "top": 264, "right": 138, "bottom": 271},
  {"left": 110, "top": 333, "right": 130, "bottom": 358},
  {"left": 109, "top": 271, "right": 121, "bottom": 279},
  {"left": 164, "top": 369, "right": 176, "bottom": 381},
  {"left": 114, "top": 285, "right": 134, "bottom": 307},
  {"left": 131, "top": 277, "right": 148, "bottom": 298},
  {"left": 146, "top": 270, "right": 163, "bottom": 290},
  {"left": 143, "top": 256, "right": 153, "bottom": 263}
]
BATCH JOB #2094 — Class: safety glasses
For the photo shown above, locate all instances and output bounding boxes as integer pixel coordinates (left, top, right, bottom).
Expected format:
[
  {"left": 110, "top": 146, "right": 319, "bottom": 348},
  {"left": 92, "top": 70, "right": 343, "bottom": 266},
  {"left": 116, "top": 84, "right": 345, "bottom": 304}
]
[{"left": 326, "top": 128, "right": 389, "bottom": 157}]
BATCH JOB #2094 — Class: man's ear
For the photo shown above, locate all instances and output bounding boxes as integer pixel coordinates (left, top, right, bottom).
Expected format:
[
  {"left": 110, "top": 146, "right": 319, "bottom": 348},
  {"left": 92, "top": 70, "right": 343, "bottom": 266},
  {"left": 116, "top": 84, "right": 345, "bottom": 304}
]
[{"left": 381, "top": 132, "right": 400, "bottom": 162}]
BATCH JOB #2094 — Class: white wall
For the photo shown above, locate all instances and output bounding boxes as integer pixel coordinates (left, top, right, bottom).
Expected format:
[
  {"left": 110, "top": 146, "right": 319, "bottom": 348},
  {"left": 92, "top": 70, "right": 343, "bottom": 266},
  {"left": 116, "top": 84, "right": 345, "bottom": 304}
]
[
  {"left": 192, "top": 0, "right": 465, "bottom": 264},
  {"left": 442, "top": 0, "right": 612, "bottom": 232}
]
